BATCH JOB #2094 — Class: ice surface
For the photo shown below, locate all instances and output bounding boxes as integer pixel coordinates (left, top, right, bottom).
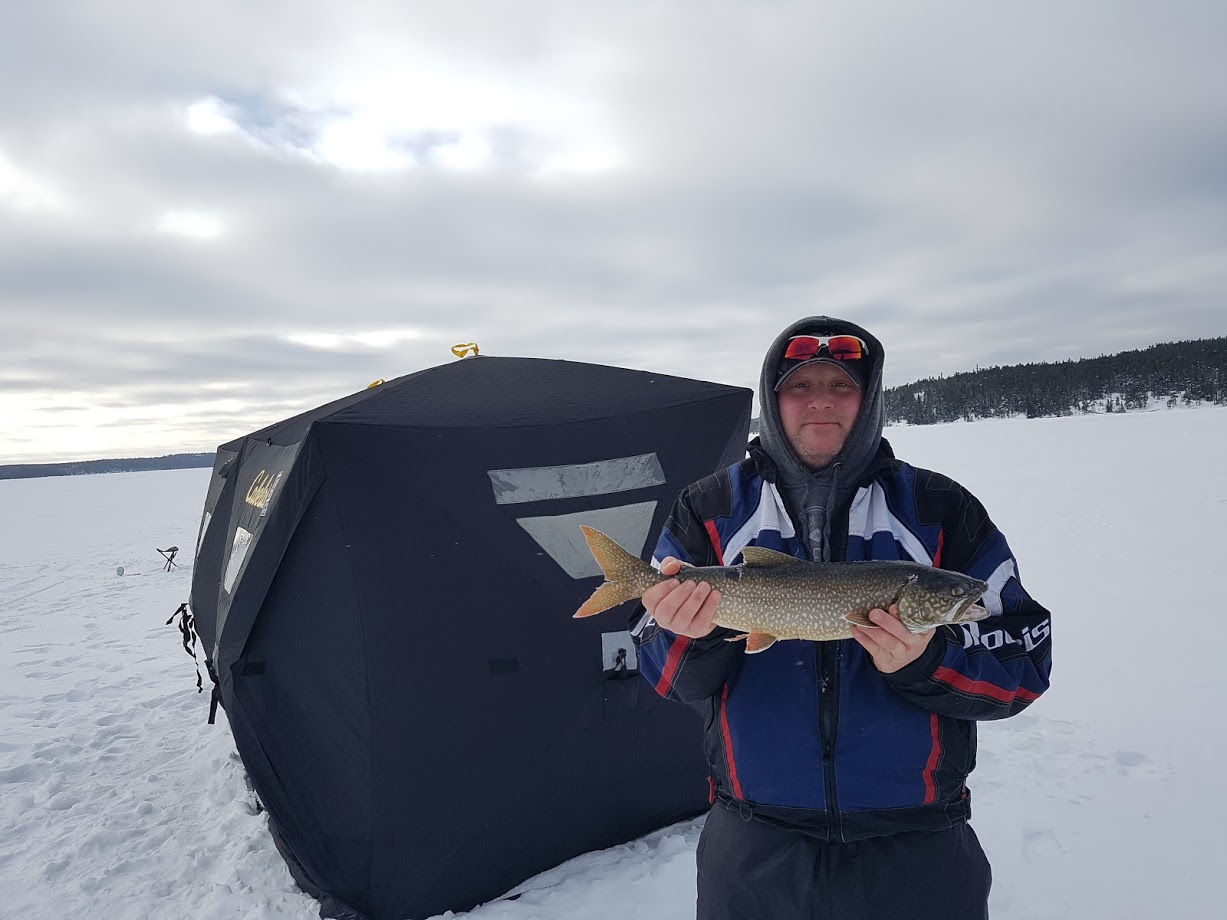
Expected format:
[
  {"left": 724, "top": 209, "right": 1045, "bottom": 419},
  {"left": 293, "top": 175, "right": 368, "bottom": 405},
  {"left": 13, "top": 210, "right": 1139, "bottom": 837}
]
[{"left": 2, "top": 406, "right": 1224, "bottom": 919}]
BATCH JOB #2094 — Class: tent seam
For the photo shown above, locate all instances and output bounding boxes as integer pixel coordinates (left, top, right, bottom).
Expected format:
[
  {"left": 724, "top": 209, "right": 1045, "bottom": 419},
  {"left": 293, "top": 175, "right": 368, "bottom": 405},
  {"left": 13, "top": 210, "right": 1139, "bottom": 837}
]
[
  {"left": 314, "top": 428, "right": 379, "bottom": 901},
  {"left": 322, "top": 394, "right": 748, "bottom": 432}
]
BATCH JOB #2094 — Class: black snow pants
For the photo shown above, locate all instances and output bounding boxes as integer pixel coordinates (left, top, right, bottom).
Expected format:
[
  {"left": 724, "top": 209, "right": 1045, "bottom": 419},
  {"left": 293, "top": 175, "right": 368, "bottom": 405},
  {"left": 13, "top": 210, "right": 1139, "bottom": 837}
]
[{"left": 696, "top": 800, "right": 992, "bottom": 920}]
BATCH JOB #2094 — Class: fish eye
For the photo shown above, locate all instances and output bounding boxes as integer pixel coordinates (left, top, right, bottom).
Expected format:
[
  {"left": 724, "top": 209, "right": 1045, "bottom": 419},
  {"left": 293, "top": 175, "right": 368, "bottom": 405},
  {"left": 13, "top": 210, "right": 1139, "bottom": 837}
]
[{"left": 951, "top": 586, "right": 965, "bottom": 597}]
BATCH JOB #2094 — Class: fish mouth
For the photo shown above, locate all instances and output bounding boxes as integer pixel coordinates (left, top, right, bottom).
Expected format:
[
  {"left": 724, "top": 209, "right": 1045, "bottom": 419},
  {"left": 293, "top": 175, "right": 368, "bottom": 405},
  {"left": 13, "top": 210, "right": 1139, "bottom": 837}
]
[
  {"left": 955, "top": 600, "right": 990, "bottom": 622},
  {"left": 939, "top": 597, "right": 989, "bottom": 623}
]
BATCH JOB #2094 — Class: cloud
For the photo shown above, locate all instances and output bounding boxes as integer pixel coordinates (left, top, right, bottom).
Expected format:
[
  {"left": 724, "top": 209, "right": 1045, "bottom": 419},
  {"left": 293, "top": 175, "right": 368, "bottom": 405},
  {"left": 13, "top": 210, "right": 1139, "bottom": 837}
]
[
  {"left": 1, "top": 1, "right": 1225, "bottom": 462},
  {"left": 285, "top": 328, "right": 432, "bottom": 350},
  {"left": 156, "top": 211, "right": 225, "bottom": 240},
  {"left": 185, "top": 97, "right": 241, "bottom": 137},
  {"left": 0, "top": 149, "right": 68, "bottom": 213}
]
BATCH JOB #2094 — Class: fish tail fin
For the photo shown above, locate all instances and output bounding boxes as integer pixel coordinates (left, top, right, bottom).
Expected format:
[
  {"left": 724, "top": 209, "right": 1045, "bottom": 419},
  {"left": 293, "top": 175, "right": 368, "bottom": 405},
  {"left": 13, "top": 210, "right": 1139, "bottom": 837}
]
[{"left": 574, "top": 526, "right": 660, "bottom": 617}]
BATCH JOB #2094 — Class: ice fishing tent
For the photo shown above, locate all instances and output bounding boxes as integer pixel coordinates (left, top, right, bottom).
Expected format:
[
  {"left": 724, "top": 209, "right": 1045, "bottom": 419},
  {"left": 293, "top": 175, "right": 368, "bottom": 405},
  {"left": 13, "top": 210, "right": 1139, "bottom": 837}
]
[{"left": 188, "top": 355, "right": 752, "bottom": 920}]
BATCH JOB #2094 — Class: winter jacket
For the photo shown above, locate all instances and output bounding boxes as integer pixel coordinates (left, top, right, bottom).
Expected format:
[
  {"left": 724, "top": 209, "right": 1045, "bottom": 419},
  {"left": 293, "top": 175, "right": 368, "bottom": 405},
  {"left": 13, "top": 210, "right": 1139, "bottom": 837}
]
[{"left": 632, "top": 438, "right": 1052, "bottom": 842}]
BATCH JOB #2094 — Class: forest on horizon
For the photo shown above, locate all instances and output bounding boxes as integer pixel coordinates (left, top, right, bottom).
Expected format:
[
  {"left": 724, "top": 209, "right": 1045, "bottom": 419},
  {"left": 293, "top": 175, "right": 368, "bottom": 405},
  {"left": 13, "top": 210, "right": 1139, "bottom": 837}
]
[{"left": 6, "top": 337, "right": 1224, "bottom": 480}]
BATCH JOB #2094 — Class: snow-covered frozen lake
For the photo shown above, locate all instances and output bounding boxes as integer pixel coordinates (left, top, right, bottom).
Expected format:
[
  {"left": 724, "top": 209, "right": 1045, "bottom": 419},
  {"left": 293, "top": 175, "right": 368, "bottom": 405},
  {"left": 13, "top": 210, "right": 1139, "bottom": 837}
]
[{"left": 2, "top": 406, "right": 1224, "bottom": 919}]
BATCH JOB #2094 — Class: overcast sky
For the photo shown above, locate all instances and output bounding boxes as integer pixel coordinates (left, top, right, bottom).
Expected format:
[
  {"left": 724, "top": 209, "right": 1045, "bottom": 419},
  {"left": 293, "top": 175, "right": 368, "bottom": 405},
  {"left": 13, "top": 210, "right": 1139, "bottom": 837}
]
[{"left": 1, "top": 1, "right": 1224, "bottom": 464}]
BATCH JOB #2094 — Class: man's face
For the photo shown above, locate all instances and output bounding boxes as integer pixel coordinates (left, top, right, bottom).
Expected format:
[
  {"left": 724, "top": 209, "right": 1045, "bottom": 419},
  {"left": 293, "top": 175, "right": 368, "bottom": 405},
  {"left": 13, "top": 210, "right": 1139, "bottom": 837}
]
[{"left": 777, "top": 361, "right": 864, "bottom": 470}]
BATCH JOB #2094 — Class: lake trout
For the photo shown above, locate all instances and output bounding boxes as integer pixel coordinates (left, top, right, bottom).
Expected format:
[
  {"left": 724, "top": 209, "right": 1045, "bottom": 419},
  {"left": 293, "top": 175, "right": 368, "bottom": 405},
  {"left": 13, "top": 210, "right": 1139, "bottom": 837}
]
[{"left": 574, "top": 525, "right": 990, "bottom": 653}]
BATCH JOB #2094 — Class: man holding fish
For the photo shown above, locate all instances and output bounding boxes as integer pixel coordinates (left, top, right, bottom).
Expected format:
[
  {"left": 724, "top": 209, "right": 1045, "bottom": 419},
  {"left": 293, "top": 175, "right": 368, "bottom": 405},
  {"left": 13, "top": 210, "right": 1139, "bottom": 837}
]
[{"left": 627, "top": 317, "right": 1051, "bottom": 920}]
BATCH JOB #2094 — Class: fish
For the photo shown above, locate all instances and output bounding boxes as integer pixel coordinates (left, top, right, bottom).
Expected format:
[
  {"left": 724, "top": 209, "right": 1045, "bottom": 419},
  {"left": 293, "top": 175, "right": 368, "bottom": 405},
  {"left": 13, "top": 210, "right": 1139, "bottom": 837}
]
[{"left": 573, "top": 526, "right": 990, "bottom": 653}]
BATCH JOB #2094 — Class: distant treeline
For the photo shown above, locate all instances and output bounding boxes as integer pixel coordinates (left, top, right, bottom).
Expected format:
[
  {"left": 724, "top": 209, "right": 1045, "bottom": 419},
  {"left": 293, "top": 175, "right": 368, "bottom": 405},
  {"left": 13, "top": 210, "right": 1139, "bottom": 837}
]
[
  {"left": 885, "top": 336, "right": 1226, "bottom": 424},
  {"left": 10, "top": 336, "right": 1227, "bottom": 477},
  {"left": 746, "top": 336, "right": 1226, "bottom": 433},
  {"left": 0, "top": 452, "right": 214, "bottom": 482}
]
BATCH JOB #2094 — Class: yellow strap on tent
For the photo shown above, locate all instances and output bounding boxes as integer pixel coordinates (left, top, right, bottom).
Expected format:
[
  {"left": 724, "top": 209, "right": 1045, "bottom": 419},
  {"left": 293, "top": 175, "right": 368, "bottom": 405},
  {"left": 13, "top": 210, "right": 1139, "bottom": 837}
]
[
  {"left": 366, "top": 379, "right": 385, "bottom": 389},
  {"left": 451, "top": 343, "right": 480, "bottom": 358}
]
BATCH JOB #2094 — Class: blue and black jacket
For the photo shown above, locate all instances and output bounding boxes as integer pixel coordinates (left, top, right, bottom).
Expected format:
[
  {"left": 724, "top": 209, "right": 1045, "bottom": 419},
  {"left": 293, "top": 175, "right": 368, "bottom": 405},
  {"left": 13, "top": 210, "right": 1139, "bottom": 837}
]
[{"left": 632, "top": 439, "right": 1052, "bottom": 841}]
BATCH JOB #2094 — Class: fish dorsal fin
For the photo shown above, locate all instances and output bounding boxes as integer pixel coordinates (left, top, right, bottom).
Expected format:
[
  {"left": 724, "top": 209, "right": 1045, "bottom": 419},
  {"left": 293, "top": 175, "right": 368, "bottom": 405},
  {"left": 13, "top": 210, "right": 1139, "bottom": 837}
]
[{"left": 740, "top": 546, "right": 800, "bottom": 567}]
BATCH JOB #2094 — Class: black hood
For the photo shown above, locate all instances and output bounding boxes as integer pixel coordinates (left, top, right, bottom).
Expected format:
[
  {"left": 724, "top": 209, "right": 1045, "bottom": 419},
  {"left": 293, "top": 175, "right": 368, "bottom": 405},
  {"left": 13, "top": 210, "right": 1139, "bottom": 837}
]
[
  {"left": 756, "top": 315, "right": 886, "bottom": 561},
  {"left": 758, "top": 315, "right": 885, "bottom": 480}
]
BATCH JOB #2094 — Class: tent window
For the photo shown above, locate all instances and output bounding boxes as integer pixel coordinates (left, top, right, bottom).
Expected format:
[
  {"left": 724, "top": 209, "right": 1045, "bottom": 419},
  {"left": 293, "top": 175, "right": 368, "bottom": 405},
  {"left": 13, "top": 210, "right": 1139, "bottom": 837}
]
[
  {"left": 223, "top": 526, "right": 254, "bottom": 593},
  {"left": 487, "top": 453, "right": 666, "bottom": 505},
  {"left": 516, "top": 501, "right": 657, "bottom": 579}
]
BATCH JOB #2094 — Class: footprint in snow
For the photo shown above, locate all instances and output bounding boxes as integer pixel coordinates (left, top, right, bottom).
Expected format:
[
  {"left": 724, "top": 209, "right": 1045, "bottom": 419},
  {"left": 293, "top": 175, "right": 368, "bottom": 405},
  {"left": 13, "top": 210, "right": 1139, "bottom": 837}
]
[
  {"left": 1113, "top": 750, "right": 1150, "bottom": 772},
  {"left": 1021, "top": 824, "right": 1066, "bottom": 863}
]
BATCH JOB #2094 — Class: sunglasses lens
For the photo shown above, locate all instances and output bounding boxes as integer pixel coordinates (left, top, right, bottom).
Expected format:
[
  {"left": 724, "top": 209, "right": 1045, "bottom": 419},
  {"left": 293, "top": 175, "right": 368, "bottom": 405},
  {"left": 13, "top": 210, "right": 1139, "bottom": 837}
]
[
  {"left": 783, "top": 336, "right": 822, "bottom": 361},
  {"left": 826, "top": 336, "right": 864, "bottom": 360},
  {"left": 782, "top": 335, "right": 865, "bottom": 361}
]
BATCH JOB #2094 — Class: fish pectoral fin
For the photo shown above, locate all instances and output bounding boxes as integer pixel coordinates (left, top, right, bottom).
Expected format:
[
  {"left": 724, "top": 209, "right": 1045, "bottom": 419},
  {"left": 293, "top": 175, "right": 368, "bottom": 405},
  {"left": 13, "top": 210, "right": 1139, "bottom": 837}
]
[
  {"left": 739, "top": 546, "right": 801, "bottom": 567},
  {"left": 725, "top": 633, "right": 751, "bottom": 643},
  {"left": 744, "top": 632, "right": 779, "bottom": 653},
  {"left": 842, "top": 611, "right": 879, "bottom": 628}
]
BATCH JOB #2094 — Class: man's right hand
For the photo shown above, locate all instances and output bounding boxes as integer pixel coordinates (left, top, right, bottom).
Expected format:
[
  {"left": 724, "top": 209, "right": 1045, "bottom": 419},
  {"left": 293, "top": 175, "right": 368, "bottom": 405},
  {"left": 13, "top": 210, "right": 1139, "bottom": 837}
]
[{"left": 642, "top": 557, "right": 722, "bottom": 638}]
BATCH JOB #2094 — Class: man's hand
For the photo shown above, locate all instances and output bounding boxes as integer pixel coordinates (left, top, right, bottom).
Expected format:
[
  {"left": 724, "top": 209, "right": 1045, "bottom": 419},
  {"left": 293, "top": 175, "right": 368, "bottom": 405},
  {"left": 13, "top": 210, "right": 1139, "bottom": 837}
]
[
  {"left": 851, "top": 604, "right": 936, "bottom": 673},
  {"left": 642, "top": 557, "right": 722, "bottom": 639}
]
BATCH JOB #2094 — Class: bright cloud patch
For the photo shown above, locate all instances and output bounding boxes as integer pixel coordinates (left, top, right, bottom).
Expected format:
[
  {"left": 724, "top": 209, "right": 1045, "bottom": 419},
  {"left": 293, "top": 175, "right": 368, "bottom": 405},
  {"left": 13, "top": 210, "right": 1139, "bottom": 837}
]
[
  {"left": 156, "top": 211, "right": 224, "bottom": 240},
  {"left": 186, "top": 97, "right": 240, "bottom": 136},
  {"left": 286, "top": 329, "right": 426, "bottom": 349},
  {"left": 311, "top": 116, "right": 415, "bottom": 172},
  {"left": 184, "top": 51, "right": 624, "bottom": 176},
  {"left": 431, "top": 133, "right": 492, "bottom": 171},
  {"left": 539, "top": 141, "right": 625, "bottom": 176},
  {"left": 0, "top": 151, "right": 67, "bottom": 213}
]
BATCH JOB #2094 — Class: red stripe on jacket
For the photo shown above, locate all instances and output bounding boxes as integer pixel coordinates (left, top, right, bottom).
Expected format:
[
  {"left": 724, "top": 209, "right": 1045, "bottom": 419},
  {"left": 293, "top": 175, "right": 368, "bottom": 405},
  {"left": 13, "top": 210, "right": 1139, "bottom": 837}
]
[
  {"left": 653, "top": 519, "right": 724, "bottom": 697},
  {"left": 654, "top": 636, "right": 691, "bottom": 696},
  {"left": 704, "top": 520, "right": 726, "bottom": 565},
  {"left": 931, "top": 531, "right": 1040, "bottom": 707},
  {"left": 922, "top": 712, "right": 941, "bottom": 804},
  {"left": 933, "top": 666, "right": 1041, "bottom": 703},
  {"left": 704, "top": 519, "right": 743, "bottom": 797},
  {"left": 719, "top": 683, "right": 744, "bottom": 799}
]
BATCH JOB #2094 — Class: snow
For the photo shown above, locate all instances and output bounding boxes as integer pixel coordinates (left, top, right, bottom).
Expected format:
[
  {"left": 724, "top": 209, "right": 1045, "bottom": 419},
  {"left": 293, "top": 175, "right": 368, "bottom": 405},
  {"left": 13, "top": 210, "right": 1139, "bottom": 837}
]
[{"left": 2, "top": 406, "right": 1225, "bottom": 919}]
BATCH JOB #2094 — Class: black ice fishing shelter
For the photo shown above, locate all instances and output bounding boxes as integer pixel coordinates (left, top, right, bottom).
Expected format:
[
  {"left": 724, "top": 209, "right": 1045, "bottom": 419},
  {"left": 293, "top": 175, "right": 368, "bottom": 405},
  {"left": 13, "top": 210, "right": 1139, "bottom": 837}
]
[{"left": 189, "top": 355, "right": 752, "bottom": 920}]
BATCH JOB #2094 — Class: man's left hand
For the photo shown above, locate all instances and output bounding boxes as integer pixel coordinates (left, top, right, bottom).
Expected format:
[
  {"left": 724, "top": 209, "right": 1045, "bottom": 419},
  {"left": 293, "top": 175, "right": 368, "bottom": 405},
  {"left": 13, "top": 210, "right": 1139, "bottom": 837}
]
[{"left": 851, "top": 604, "right": 935, "bottom": 673}]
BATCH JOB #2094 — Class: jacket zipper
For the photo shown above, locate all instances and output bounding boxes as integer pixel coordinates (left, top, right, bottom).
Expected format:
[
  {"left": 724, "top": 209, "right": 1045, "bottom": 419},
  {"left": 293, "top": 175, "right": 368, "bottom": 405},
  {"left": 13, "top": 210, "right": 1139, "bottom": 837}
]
[
  {"left": 818, "top": 640, "right": 841, "bottom": 839},
  {"left": 820, "top": 498, "right": 851, "bottom": 840}
]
